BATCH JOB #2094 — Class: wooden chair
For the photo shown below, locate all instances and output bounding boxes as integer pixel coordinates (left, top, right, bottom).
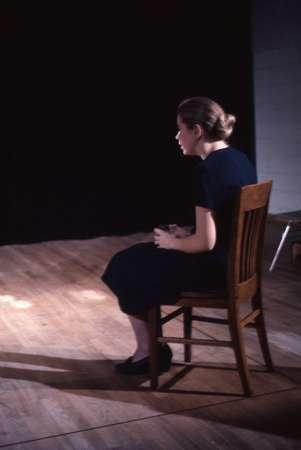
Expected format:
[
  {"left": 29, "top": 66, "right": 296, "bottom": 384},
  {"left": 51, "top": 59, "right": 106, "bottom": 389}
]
[
  {"left": 268, "top": 210, "right": 301, "bottom": 271},
  {"left": 148, "top": 181, "right": 274, "bottom": 396}
]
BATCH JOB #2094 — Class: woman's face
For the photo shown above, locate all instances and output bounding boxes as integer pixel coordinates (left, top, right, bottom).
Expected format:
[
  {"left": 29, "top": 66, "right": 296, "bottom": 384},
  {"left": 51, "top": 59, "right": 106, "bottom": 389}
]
[{"left": 175, "top": 115, "right": 198, "bottom": 155}]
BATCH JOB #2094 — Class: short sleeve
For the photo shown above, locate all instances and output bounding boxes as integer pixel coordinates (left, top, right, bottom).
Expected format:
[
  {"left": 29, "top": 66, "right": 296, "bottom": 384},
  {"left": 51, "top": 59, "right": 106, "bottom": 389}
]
[{"left": 194, "top": 165, "right": 219, "bottom": 210}]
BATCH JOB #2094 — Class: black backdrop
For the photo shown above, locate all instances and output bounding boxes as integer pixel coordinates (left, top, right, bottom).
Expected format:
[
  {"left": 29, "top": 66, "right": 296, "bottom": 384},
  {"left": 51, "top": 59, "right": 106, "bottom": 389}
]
[
  {"left": 3, "top": 1, "right": 254, "bottom": 245},
  {"left": 0, "top": 0, "right": 15, "bottom": 31}
]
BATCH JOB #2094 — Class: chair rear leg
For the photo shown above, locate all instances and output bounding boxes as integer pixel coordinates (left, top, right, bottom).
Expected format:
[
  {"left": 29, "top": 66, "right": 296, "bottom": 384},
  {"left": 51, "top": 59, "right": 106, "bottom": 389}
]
[
  {"left": 183, "top": 307, "right": 192, "bottom": 362},
  {"left": 148, "top": 306, "right": 160, "bottom": 389},
  {"left": 252, "top": 294, "right": 274, "bottom": 371},
  {"left": 229, "top": 307, "right": 253, "bottom": 396}
]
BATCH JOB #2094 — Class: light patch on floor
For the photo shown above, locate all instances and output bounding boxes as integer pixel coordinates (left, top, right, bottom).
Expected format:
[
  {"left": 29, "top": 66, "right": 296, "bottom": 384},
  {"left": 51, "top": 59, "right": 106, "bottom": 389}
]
[
  {"left": 269, "top": 330, "right": 301, "bottom": 356},
  {"left": 67, "top": 289, "right": 109, "bottom": 302},
  {"left": 0, "top": 294, "right": 31, "bottom": 309}
]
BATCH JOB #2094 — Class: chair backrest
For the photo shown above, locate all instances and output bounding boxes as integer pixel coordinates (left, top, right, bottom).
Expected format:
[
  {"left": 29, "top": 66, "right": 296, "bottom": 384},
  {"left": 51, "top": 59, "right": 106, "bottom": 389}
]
[{"left": 227, "top": 181, "right": 272, "bottom": 301}]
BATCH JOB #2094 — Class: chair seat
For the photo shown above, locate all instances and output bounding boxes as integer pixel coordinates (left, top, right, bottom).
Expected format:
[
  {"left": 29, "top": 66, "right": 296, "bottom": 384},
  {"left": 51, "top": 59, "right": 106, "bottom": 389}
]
[
  {"left": 179, "top": 290, "right": 226, "bottom": 298},
  {"left": 174, "top": 290, "right": 228, "bottom": 308}
]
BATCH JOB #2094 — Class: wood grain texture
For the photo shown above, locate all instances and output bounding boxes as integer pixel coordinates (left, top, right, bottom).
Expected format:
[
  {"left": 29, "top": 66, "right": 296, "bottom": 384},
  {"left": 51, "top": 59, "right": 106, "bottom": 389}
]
[{"left": 0, "top": 222, "right": 300, "bottom": 449}]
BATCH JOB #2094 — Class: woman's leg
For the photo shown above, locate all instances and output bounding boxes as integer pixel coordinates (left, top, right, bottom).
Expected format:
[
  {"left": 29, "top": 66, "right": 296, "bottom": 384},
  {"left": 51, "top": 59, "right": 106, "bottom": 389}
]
[
  {"left": 116, "top": 311, "right": 172, "bottom": 375},
  {"left": 127, "top": 313, "right": 149, "bottom": 362}
]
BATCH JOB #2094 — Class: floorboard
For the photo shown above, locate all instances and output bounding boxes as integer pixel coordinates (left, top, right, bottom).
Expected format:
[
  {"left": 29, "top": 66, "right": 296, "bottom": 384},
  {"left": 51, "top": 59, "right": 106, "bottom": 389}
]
[{"left": 0, "top": 221, "right": 300, "bottom": 449}]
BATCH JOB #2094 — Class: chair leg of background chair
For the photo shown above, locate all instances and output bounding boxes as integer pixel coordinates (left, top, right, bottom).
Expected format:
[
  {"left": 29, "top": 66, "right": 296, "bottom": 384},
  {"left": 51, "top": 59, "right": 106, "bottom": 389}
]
[
  {"left": 148, "top": 306, "right": 160, "bottom": 389},
  {"left": 269, "top": 224, "right": 291, "bottom": 272},
  {"left": 291, "top": 241, "right": 301, "bottom": 263},
  {"left": 252, "top": 295, "right": 274, "bottom": 371},
  {"left": 229, "top": 308, "right": 253, "bottom": 396},
  {"left": 183, "top": 307, "right": 192, "bottom": 362}
]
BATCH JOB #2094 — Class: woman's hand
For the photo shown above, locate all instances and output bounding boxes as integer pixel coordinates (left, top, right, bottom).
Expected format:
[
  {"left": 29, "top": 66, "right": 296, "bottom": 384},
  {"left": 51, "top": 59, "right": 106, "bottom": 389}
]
[
  {"left": 170, "top": 224, "right": 193, "bottom": 238},
  {"left": 153, "top": 228, "right": 178, "bottom": 250}
]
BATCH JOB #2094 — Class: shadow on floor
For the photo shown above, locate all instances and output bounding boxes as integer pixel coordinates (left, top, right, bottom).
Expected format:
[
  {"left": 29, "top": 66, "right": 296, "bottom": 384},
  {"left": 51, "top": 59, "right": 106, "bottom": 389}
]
[{"left": 0, "top": 351, "right": 300, "bottom": 439}]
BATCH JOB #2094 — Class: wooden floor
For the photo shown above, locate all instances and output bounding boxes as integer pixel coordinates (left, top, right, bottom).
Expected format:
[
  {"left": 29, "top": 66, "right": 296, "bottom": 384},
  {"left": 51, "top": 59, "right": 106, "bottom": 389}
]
[{"left": 0, "top": 221, "right": 300, "bottom": 449}]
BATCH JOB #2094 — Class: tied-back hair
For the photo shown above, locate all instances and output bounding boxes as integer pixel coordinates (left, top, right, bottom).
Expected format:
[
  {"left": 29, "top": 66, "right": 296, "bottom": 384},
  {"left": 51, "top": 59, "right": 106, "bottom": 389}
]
[{"left": 177, "top": 96, "right": 236, "bottom": 141}]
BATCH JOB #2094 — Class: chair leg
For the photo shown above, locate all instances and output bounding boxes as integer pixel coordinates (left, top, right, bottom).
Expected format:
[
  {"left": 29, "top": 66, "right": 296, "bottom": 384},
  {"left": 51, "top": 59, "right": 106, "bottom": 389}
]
[
  {"left": 269, "top": 224, "right": 290, "bottom": 272},
  {"left": 183, "top": 307, "right": 192, "bottom": 362},
  {"left": 228, "top": 306, "right": 253, "bottom": 396},
  {"left": 252, "top": 294, "right": 274, "bottom": 371},
  {"left": 291, "top": 241, "right": 301, "bottom": 263},
  {"left": 148, "top": 306, "right": 161, "bottom": 389}
]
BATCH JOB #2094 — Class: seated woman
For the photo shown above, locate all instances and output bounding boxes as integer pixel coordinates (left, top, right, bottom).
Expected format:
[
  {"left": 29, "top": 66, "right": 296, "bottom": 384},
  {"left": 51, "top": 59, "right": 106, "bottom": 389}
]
[{"left": 101, "top": 96, "right": 257, "bottom": 375}]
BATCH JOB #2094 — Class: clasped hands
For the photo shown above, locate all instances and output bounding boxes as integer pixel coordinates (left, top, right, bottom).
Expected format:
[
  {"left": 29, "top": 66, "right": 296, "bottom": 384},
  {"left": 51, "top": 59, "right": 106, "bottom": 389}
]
[{"left": 153, "top": 224, "right": 190, "bottom": 249}]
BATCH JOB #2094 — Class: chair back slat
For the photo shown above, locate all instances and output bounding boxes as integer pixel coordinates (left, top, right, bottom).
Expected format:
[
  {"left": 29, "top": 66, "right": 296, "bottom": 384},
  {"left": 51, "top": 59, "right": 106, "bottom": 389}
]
[{"left": 228, "top": 181, "right": 272, "bottom": 299}]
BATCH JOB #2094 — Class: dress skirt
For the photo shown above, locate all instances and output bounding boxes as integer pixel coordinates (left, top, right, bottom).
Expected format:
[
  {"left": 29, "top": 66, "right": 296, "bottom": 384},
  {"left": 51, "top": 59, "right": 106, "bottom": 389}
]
[{"left": 101, "top": 242, "right": 226, "bottom": 315}]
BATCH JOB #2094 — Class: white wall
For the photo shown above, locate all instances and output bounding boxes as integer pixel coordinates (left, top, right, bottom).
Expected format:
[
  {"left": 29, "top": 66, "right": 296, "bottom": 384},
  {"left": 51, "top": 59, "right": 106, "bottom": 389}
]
[{"left": 252, "top": 0, "right": 301, "bottom": 213}]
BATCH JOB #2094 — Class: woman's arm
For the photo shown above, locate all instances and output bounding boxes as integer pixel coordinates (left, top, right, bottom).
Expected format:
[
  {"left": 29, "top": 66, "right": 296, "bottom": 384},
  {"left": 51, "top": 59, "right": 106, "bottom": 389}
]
[
  {"left": 154, "top": 206, "right": 216, "bottom": 253},
  {"left": 174, "top": 206, "right": 216, "bottom": 253}
]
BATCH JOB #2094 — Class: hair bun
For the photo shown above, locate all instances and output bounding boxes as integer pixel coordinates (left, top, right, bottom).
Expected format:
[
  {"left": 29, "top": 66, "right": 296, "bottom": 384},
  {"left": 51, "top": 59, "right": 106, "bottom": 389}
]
[
  {"left": 225, "top": 113, "right": 236, "bottom": 129},
  {"left": 214, "top": 113, "right": 236, "bottom": 140}
]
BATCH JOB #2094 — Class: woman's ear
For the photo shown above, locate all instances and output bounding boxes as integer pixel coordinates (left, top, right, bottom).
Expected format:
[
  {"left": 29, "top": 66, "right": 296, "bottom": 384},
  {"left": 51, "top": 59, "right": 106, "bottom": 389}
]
[{"left": 193, "top": 124, "right": 203, "bottom": 139}]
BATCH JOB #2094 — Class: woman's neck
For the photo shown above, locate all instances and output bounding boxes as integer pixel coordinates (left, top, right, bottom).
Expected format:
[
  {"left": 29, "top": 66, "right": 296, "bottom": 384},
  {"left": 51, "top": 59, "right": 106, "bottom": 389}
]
[{"left": 196, "top": 140, "right": 228, "bottom": 160}]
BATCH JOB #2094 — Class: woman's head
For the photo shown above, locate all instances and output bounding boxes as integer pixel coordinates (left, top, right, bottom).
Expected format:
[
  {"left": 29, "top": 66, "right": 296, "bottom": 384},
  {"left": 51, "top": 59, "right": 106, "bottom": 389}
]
[{"left": 176, "top": 97, "right": 236, "bottom": 155}]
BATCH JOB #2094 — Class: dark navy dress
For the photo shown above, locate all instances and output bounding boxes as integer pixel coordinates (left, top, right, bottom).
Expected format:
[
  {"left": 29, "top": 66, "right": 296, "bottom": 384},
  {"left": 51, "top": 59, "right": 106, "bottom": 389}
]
[{"left": 101, "top": 147, "right": 257, "bottom": 315}]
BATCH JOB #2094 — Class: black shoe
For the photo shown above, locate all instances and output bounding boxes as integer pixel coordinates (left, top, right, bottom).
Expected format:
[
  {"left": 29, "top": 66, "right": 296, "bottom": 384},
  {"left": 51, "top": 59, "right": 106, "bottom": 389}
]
[
  {"left": 159, "top": 344, "right": 173, "bottom": 372},
  {"left": 116, "top": 355, "right": 149, "bottom": 375},
  {"left": 116, "top": 344, "right": 173, "bottom": 376}
]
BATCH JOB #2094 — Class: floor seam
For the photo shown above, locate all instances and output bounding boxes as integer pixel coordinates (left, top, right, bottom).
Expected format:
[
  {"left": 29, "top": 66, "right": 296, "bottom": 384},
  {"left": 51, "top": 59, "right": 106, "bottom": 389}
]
[{"left": 0, "top": 385, "right": 299, "bottom": 449}]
